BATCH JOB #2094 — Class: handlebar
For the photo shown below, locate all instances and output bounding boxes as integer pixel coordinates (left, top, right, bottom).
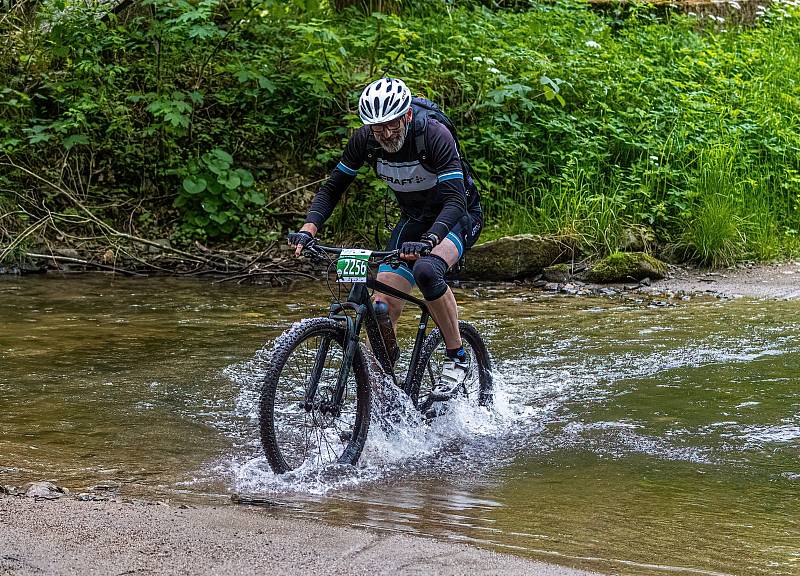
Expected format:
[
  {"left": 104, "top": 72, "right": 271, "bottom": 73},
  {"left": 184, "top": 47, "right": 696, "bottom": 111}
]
[
  {"left": 300, "top": 239, "right": 430, "bottom": 263},
  {"left": 305, "top": 242, "right": 399, "bottom": 259}
]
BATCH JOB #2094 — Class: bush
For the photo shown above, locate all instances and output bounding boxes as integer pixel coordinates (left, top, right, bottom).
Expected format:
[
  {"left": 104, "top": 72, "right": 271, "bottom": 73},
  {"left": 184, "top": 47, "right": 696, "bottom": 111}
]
[{"left": 1, "top": 0, "right": 800, "bottom": 265}]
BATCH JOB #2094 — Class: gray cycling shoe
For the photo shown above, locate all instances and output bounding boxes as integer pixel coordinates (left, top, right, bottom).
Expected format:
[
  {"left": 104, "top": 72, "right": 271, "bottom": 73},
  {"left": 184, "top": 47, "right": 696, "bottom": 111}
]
[{"left": 430, "top": 356, "right": 470, "bottom": 401}]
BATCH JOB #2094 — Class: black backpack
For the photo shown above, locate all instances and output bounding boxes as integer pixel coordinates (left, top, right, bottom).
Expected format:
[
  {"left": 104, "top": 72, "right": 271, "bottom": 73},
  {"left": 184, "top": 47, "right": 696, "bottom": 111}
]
[
  {"left": 368, "top": 96, "right": 485, "bottom": 193},
  {"left": 413, "top": 97, "right": 486, "bottom": 192}
]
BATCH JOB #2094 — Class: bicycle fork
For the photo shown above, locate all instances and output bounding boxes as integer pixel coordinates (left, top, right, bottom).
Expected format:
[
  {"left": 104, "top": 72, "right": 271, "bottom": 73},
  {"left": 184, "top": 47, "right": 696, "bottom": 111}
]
[{"left": 302, "top": 303, "right": 364, "bottom": 419}]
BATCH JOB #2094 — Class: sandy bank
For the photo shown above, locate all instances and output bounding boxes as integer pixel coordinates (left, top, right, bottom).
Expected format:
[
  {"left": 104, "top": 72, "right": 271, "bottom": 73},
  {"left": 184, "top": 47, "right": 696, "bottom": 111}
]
[
  {"left": 654, "top": 261, "right": 800, "bottom": 300},
  {"left": 0, "top": 496, "right": 601, "bottom": 576}
]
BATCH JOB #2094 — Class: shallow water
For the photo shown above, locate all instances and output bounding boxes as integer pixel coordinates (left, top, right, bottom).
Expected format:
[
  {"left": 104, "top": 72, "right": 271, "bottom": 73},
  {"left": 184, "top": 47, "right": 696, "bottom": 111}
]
[{"left": 1, "top": 275, "right": 798, "bottom": 575}]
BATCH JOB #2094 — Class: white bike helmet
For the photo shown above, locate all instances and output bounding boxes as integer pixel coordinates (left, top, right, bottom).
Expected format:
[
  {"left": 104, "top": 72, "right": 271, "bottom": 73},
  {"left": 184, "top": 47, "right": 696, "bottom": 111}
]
[{"left": 358, "top": 77, "right": 412, "bottom": 125}]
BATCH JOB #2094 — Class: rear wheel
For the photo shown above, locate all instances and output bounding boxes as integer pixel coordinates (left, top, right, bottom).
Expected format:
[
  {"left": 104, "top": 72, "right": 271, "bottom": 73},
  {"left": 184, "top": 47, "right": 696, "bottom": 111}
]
[
  {"left": 259, "top": 318, "right": 371, "bottom": 474},
  {"left": 409, "top": 321, "right": 493, "bottom": 412}
]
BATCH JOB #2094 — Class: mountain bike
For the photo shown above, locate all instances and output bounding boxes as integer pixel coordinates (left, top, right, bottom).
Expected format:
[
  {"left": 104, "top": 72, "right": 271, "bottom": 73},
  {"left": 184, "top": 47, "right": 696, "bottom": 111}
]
[{"left": 259, "top": 240, "right": 493, "bottom": 474}]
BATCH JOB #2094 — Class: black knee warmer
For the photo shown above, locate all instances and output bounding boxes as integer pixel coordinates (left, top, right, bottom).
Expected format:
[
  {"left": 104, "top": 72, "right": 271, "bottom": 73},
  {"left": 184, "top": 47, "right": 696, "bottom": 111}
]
[{"left": 413, "top": 255, "right": 449, "bottom": 301}]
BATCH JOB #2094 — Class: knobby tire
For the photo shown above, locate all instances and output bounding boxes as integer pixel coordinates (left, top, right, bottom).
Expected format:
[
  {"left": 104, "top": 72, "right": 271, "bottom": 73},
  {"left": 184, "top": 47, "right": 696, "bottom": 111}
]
[
  {"left": 259, "top": 318, "right": 371, "bottom": 474},
  {"left": 408, "top": 321, "right": 493, "bottom": 411}
]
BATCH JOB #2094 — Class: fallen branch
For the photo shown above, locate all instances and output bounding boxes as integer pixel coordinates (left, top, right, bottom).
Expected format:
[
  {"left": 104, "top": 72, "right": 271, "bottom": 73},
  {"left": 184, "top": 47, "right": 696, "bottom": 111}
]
[
  {"left": 2, "top": 161, "right": 312, "bottom": 281},
  {"left": 3, "top": 160, "right": 233, "bottom": 269},
  {"left": 24, "top": 252, "right": 146, "bottom": 276},
  {"left": 0, "top": 215, "right": 49, "bottom": 262}
]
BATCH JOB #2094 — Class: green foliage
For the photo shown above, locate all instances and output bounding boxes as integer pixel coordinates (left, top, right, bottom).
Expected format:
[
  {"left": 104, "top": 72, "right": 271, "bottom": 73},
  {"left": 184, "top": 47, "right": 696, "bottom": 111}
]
[
  {"left": 680, "top": 192, "right": 746, "bottom": 268},
  {"left": 176, "top": 148, "right": 258, "bottom": 238},
  {"left": 1, "top": 0, "right": 800, "bottom": 263},
  {"left": 677, "top": 145, "right": 745, "bottom": 267}
]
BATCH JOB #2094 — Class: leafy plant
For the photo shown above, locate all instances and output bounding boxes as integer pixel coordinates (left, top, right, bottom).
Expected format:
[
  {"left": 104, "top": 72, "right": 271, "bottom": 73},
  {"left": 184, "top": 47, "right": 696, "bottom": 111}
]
[
  {"left": 176, "top": 149, "right": 260, "bottom": 239},
  {"left": 1, "top": 0, "right": 800, "bottom": 263}
]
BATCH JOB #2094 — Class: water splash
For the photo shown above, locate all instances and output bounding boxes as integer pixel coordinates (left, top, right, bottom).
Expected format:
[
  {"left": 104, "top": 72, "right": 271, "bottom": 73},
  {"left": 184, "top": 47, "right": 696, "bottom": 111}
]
[{"left": 220, "top": 342, "right": 528, "bottom": 496}]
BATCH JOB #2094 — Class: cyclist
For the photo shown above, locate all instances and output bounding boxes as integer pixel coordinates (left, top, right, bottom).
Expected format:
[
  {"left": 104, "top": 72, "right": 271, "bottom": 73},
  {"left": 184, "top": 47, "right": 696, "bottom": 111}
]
[{"left": 289, "top": 77, "right": 483, "bottom": 400}]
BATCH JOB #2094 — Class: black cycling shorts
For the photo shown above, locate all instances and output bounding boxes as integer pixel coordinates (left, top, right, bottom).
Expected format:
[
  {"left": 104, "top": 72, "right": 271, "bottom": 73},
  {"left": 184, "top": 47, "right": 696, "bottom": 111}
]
[{"left": 377, "top": 209, "right": 483, "bottom": 286}]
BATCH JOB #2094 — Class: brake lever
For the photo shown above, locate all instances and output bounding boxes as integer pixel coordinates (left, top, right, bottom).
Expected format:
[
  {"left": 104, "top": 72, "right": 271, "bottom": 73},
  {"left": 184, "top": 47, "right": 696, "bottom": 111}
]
[
  {"left": 301, "top": 239, "right": 329, "bottom": 263},
  {"left": 378, "top": 251, "right": 403, "bottom": 269}
]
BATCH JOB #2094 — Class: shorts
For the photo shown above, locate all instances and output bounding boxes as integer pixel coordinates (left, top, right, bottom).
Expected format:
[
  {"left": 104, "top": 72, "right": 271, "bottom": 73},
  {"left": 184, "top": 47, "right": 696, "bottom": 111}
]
[{"left": 377, "top": 209, "right": 483, "bottom": 286}]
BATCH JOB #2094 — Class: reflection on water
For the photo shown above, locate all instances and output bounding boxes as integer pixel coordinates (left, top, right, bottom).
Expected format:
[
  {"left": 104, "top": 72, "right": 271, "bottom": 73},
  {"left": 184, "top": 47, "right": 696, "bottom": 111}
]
[{"left": 1, "top": 275, "right": 799, "bottom": 576}]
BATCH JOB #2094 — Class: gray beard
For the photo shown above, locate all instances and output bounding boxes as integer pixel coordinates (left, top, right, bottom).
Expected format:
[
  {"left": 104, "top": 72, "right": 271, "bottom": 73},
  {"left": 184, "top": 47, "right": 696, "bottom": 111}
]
[{"left": 375, "top": 126, "right": 407, "bottom": 153}]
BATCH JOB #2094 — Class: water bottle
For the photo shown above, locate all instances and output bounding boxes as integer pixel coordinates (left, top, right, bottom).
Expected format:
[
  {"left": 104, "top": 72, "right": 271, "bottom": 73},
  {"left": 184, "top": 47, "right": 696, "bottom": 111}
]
[{"left": 374, "top": 301, "right": 399, "bottom": 366}]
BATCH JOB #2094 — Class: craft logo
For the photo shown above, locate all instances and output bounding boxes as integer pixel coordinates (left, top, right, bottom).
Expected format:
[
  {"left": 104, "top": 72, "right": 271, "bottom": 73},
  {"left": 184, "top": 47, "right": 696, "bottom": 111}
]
[{"left": 379, "top": 174, "right": 428, "bottom": 185}]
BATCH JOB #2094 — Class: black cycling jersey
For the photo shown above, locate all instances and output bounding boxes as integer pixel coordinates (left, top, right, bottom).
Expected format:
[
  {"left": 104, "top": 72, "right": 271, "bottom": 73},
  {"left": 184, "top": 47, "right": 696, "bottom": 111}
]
[{"left": 306, "top": 117, "right": 481, "bottom": 242}]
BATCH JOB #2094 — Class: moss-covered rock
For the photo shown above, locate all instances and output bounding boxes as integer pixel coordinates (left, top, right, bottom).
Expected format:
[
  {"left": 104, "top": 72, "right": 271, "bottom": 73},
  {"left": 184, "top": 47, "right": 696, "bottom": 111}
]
[
  {"left": 542, "top": 263, "right": 573, "bottom": 283},
  {"left": 586, "top": 252, "right": 668, "bottom": 283},
  {"left": 462, "top": 234, "right": 574, "bottom": 281}
]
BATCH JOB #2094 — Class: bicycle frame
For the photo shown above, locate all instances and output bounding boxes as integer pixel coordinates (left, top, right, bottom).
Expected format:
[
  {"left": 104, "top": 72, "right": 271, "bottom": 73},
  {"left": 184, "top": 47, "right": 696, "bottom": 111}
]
[{"left": 302, "top": 253, "right": 434, "bottom": 417}]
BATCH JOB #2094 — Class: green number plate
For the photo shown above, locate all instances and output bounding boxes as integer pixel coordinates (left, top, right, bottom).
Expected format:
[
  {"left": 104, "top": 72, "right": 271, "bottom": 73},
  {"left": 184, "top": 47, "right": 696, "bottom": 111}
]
[{"left": 336, "top": 249, "right": 371, "bottom": 283}]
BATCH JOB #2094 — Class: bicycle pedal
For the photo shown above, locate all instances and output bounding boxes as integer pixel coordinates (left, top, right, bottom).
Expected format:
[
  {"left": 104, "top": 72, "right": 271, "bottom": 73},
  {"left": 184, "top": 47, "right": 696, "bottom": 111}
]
[{"left": 338, "top": 430, "right": 352, "bottom": 442}]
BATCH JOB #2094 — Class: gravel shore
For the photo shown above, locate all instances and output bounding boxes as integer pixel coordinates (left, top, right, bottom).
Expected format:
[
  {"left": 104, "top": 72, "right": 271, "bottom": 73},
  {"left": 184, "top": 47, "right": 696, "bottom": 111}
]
[
  {"left": 0, "top": 496, "right": 601, "bottom": 576},
  {"left": 655, "top": 261, "right": 800, "bottom": 300}
]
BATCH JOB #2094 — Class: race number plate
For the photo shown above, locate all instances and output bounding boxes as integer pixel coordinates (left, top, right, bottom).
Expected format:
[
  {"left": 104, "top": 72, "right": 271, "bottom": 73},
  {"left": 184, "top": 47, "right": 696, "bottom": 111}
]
[{"left": 336, "top": 249, "right": 371, "bottom": 283}]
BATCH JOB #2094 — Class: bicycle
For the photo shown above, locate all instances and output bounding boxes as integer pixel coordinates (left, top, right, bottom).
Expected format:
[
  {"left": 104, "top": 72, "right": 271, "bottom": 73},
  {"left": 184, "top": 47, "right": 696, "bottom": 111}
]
[{"left": 259, "top": 240, "right": 493, "bottom": 474}]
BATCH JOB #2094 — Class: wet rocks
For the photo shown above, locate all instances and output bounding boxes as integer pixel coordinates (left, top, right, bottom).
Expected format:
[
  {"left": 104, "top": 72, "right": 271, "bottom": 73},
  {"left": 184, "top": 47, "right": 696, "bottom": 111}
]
[
  {"left": 1, "top": 485, "right": 24, "bottom": 496},
  {"left": 88, "top": 482, "right": 120, "bottom": 492},
  {"left": 24, "top": 481, "right": 69, "bottom": 500},
  {"left": 462, "top": 234, "right": 575, "bottom": 281},
  {"left": 76, "top": 492, "right": 111, "bottom": 502},
  {"left": 586, "top": 251, "right": 668, "bottom": 283},
  {"left": 75, "top": 482, "right": 122, "bottom": 501},
  {"left": 542, "top": 281, "right": 594, "bottom": 296},
  {"left": 541, "top": 263, "right": 573, "bottom": 283}
]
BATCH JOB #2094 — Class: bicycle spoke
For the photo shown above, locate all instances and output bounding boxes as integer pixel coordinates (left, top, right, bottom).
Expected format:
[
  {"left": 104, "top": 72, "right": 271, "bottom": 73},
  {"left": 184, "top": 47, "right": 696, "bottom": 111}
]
[{"left": 266, "top": 325, "right": 364, "bottom": 471}]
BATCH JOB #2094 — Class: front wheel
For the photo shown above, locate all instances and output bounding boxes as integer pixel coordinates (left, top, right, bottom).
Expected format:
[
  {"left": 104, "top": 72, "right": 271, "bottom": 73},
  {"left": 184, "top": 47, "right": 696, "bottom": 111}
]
[
  {"left": 408, "top": 321, "right": 493, "bottom": 411},
  {"left": 259, "top": 318, "right": 371, "bottom": 474}
]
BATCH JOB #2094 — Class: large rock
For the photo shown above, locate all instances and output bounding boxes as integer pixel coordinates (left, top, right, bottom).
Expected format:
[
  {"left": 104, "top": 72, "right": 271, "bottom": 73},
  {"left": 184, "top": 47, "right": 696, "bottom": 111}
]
[
  {"left": 586, "top": 252, "right": 668, "bottom": 283},
  {"left": 462, "top": 234, "right": 574, "bottom": 281},
  {"left": 24, "top": 481, "right": 69, "bottom": 500},
  {"left": 542, "top": 263, "right": 574, "bottom": 283},
  {"left": 620, "top": 226, "right": 655, "bottom": 253}
]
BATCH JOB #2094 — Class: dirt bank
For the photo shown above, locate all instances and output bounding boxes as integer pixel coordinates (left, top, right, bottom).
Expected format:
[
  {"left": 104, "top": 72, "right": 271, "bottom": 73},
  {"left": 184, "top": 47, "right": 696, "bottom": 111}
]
[
  {"left": 0, "top": 496, "right": 601, "bottom": 576},
  {"left": 654, "top": 261, "right": 800, "bottom": 300}
]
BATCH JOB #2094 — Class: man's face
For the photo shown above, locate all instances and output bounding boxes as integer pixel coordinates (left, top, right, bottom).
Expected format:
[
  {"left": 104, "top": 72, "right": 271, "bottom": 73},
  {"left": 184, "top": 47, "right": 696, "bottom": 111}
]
[{"left": 370, "top": 110, "right": 410, "bottom": 153}]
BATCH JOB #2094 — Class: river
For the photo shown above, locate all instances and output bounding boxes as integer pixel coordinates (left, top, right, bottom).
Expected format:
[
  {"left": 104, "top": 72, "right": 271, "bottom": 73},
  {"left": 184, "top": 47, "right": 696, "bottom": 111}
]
[{"left": 1, "top": 275, "right": 798, "bottom": 576}]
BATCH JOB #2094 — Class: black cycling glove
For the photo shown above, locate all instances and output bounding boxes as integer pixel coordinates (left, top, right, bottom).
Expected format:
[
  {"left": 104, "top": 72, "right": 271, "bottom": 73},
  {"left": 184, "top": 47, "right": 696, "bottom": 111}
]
[
  {"left": 288, "top": 230, "right": 314, "bottom": 251},
  {"left": 400, "top": 233, "right": 438, "bottom": 257}
]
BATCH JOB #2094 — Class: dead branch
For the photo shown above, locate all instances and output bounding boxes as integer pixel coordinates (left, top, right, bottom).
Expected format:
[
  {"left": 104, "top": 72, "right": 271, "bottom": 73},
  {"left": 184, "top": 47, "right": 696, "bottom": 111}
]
[
  {"left": 2, "top": 161, "right": 311, "bottom": 281},
  {"left": 0, "top": 215, "right": 48, "bottom": 261},
  {"left": 264, "top": 178, "right": 327, "bottom": 209},
  {"left": 3, "top": 160, "right": 220, "bottom": 267},
  {"left": 24, "top": 252, "right": 146, "bottom": 276}
]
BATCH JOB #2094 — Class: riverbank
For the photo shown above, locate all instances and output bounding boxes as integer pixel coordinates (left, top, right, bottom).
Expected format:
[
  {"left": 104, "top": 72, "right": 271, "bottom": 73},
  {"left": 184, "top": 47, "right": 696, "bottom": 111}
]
[
  {"left": 5, "top": 249, "right": 800, "bottom": 301},
  {"left": 652, "top": 261, "right": 800, "bottom": 300},
  {"left": 0, "top": 495, "right": 600, "bottom": 576}
]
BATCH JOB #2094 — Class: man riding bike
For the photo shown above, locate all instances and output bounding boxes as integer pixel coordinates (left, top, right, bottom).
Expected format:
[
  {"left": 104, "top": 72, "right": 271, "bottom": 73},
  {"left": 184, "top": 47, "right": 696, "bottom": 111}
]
[{"left": 288, "top": 77, "right": 483, "bottom": 400}]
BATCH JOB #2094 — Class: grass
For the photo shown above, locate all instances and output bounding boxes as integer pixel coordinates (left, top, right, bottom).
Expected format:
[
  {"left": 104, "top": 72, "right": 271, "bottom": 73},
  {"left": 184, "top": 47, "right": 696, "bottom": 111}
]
[{"left": 680, "top": 193, "right": 746, "bottom": 267}]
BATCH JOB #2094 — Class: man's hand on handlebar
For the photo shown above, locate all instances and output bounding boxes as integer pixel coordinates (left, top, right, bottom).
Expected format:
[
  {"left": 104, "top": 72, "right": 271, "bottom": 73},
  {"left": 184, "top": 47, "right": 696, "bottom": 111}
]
[
  {"left": 288, "top": 228, "right": 316, "bottom": 257},
  {"left": 399, "top": 233, "right": 439, "bottom": 261}
]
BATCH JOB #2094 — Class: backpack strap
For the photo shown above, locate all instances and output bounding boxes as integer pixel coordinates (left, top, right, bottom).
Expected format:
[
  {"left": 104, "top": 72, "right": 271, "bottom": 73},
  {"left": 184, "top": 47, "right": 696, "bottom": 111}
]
[
  {"left": 414, "top": 115, "right": 429, "bottom": 163},
  {"left": 365, "top": 133, "right": 383, "bottom": 165}
]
